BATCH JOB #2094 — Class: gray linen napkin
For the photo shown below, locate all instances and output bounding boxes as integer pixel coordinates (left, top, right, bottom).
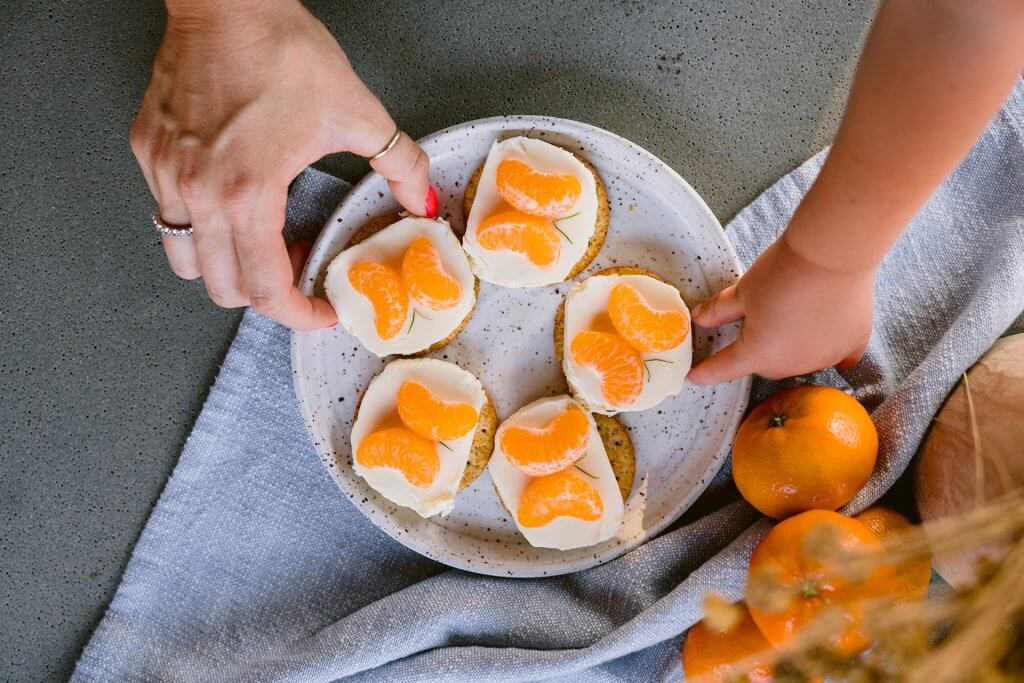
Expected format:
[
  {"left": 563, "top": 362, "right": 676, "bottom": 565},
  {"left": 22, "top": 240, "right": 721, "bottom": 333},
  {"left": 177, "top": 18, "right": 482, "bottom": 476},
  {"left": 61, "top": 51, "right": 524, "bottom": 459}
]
[{"left": 74, "top": 81, "right": 1023, "bottom": 682}]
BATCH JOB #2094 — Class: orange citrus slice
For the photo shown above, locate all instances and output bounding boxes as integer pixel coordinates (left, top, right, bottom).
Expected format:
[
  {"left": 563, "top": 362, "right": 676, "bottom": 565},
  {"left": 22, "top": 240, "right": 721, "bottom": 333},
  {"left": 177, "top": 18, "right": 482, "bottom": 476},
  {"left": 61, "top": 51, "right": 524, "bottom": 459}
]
[
  {"left": 396, "top": 380, "right": 478, "bottom": 442},
  {"left": 608, "top": 282, "right": 689, "bottom": 353},
  {"left": 500, "top": 406, "right": 590, "bottom": 476},
  {"left": 496, "top": 158, "right": 582, "bottom": 217},
  {"left": 401, "top": 236, "right": 463, "bottom": 311},
  {"left": 356, "top": 427, "right": 439, "bottom": 488},
  {"left": 476, "top": 210, "right": 561, "bottom": 268},
  {"left": 517, "top": 469, "right": 604, "bottom": 527},
  {"left": 569, "top": 330, "right": 644, "bottom": 407},
  {"left": 348, "top": 262, "right": 408, "bottom": 340}
]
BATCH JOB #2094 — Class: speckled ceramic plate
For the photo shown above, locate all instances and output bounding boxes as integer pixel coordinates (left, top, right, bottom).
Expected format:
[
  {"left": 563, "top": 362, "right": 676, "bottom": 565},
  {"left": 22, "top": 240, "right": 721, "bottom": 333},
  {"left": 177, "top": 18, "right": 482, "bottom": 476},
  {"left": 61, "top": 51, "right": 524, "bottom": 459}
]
[{"left": 291, "top": 116, "right": 750, "bottom": 577}]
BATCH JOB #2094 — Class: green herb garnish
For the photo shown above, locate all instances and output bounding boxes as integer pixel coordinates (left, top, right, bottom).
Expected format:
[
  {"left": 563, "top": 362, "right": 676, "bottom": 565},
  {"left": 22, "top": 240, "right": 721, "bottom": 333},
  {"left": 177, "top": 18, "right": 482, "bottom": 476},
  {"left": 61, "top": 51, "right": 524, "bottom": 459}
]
[
  {"left": 643, "top": 358, "right": 675, "bottom": 382},
  {"left": 552, "top": 212, "right": 581, "bottom": 244},
  {"left": 574, "top": 464, "right": 597, "bottom": 479},
  {"left": 406, "top": 308, "right": 433, "bottom": 334}
]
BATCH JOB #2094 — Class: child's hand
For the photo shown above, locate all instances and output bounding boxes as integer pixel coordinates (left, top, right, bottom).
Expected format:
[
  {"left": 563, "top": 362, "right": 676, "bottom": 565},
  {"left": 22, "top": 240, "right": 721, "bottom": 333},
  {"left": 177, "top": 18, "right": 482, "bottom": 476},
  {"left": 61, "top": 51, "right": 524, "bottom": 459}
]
[
  {"left": 686, "top": 234, "right": 874, "bottom": 385},
  {"left": 685, "top": 0, "right": 1022, "bottom": 385}
]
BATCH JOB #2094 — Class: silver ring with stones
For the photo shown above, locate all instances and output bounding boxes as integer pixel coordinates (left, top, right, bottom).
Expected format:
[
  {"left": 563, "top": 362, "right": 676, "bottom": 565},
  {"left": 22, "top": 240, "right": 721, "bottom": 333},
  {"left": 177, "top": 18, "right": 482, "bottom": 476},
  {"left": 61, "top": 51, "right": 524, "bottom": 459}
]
[
  {"left": 153, "top": 211, "right": 194, "bottom": 238},
  {"left": 366, "top": 126, "right": 402, "bottom": 162}
]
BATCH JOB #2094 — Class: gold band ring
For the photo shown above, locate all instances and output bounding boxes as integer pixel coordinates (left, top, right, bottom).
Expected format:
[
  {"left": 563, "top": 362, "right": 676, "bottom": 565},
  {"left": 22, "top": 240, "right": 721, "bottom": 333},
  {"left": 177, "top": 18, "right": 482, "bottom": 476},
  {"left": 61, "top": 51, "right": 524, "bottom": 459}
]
[{"left": 366, "top": 126, "right": 402, "bottom": 162}]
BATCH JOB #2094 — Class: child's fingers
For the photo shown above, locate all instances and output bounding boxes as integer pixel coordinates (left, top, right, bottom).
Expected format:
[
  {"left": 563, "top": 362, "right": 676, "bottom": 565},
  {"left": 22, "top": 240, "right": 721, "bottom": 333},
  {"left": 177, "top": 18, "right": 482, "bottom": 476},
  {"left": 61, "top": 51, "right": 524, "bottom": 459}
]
[
  {"left": 691, "top": 284, "right": 743, "bottom": 328},
  {"left": 686, "top": 340, "right": 754, "bottom": 386}
]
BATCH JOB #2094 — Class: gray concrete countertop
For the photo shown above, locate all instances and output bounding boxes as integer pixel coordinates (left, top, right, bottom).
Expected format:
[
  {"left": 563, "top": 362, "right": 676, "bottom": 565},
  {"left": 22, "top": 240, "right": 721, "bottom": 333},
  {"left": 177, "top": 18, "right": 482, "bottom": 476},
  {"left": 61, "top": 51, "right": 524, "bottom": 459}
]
[{"left": 0, "top": 1, "right": 876, "bottom": 679}]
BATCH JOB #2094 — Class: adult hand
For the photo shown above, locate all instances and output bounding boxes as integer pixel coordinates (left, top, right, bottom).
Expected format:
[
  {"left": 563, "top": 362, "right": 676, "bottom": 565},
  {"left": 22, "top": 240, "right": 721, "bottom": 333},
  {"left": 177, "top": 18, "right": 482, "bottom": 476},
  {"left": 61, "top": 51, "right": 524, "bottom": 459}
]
[
  {"left": 686, "top": 233, "right": 875, "bottom": 385},
  {"left": 131, "top": 0, "right": 435, "bottom": 329}
]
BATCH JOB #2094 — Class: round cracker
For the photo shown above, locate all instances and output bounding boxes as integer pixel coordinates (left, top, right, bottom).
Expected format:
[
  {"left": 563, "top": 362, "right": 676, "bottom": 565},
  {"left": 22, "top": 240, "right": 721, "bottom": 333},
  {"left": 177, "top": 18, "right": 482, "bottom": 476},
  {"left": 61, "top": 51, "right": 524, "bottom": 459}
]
[
  {"left": 459, "top": 390, "right": 498, "bottom": 490},
  {"left": 352, "top": 376, "right": 498, "bottom": 497},
  {"left": 492, "top": 410, "right": 636, "bottom": 518},
  {"left": 342, "top": 213, "right": 479, "bottom": 356},
  {"left": 553, "top": 265, "right": 673, "bottom": 363},
  {"left": 554, "top": 266, "right": 676, "bottom": 410},
  {"left": 592, "top": 413, "right": 636, "bottom": 501},
  {"left": 463, "top": 148, "right": 610, "bottom": 282}
]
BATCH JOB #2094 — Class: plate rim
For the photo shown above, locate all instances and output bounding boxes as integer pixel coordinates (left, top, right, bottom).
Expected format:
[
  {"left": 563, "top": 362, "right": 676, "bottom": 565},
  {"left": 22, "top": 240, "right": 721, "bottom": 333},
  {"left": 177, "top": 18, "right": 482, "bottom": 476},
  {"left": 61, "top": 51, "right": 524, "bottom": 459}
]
[{"left": 291, "top": 115, "right": 751, "bottom": 577}]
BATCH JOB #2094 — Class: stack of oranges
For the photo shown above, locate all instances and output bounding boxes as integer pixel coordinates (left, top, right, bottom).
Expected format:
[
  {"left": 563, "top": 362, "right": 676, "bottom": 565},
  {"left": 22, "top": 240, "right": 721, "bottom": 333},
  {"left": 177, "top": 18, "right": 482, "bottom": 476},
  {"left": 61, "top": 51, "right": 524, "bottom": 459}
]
[{"left": 682, "top": 386, "right": 932, "bottom": 682}]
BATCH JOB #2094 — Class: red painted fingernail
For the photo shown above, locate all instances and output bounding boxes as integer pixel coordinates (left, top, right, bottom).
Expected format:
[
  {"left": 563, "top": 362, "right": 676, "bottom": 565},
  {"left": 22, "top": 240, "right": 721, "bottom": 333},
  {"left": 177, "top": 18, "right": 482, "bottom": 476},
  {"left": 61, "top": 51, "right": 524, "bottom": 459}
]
[
  {"left": 327, "top": 321, "right": 337, "bottom": 329},
  {"left": 425, "top": 186, "right": 438, "bottom": 218}
]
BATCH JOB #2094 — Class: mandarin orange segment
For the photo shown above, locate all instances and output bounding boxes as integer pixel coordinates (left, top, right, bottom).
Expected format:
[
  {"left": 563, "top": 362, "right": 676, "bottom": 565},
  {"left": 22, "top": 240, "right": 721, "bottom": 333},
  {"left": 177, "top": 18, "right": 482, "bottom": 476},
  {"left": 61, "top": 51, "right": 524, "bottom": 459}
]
[
  {"left": 356, "top": 427, "right": 439, "bottom": 488},
  {"left": 396, "top": 380, "right": 478, "bottom": 442},
  {"left": 496, "top": 158, "right": 582, "bottom": 217},
  {"left": 476, "top": 210, "right": 561, "bottom": 268},
  {"left": 348, "top": 262, "right": 408, "bottom": 340},
  {"left": 517, "top": 469, "right": 604, "bottom": 528},
  {"left": 500, "top": 407, "right": 590, "bottom": 476},
  {"left": 608, "top": 283, "right": 689, "bottom": 353},
  {"left": 569, "top": 331, "right": 644, "bottom": 407},
  {"left": 401, "top": 236, "right": 463, "bottom": 311}
]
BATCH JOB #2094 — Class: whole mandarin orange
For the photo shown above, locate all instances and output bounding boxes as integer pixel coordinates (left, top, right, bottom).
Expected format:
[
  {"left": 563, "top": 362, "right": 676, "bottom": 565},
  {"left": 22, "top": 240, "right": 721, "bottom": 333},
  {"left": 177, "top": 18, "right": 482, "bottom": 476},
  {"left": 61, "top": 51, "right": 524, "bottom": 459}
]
[
  {"left": 733, "top": 386, "right": 878, "bottom": 519},
  {"left": 682, "top": 604, "right": 773, "bottom": 683},
  {"left": 746, "top": 509, "right": 897, "bottom": 654},
  {"left": 855, "top": 506, "right": 931, "bottom": 603}
]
